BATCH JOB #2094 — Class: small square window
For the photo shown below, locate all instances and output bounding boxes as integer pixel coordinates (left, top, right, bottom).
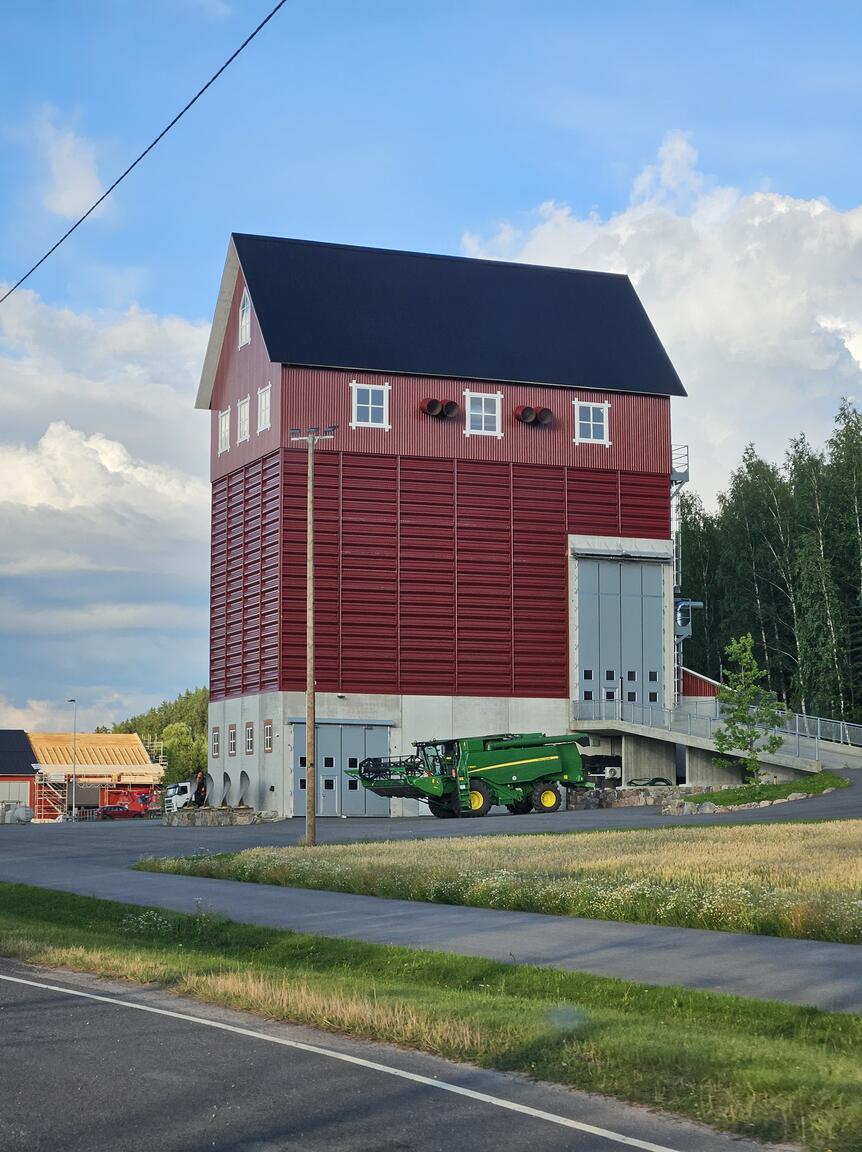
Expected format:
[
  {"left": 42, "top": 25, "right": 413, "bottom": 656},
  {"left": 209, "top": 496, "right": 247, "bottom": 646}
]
[
  {"left": 573, "top": 400, "right": 610, "bottom": 445},
  {"left": 237, "top": 396, "right": 250, "bottom": 443},
  {"left": 605, "top": 690, "right": 616, "bottom": 701},
  {"left": 350, "top": 380, "right": 390, "bottom": 430},
  {"left": 649, "top": 691, "right": 658, "bottom": 703},
  {"left": 583, "top": 669, "right": 593, "bottom": 681},
  {"left": 627, "top": 670, "right": 637, "bottom": 682},
  {"left": 299, "top": 756, "right": 307, "bottom": 768},
  {"left": 257, "top": 384, "right": 271, "bottom": 433},
  {"left": 627, "top": 691, "right": 637, "bottom": 702},
  {"left": 324, "top": 756, "right": 334, "bottom": 768},
  {"left": 348, "top": 757, "right": 358, "bottom": 769},
  {"left": 583, "top": 690, "right": 593, "bottom": 701},
  {"left": 348, "top": 779, "right": 358, "bottom": 790},
  {"left": 464, "top": 390, "right": 503, "bottom": 438},
  {"left": 324, "top": 778, "right": 335, "bottom": 790},
  {"left": 605, "top": 670, "right": 615, "bottom": 681},
  {"left": 218, "top": 409, "right": 230, "bottom": 455},
  {"left": 299, "top": 778, "right": 306, "bottom": 789},
  {"left": 648, "top": 671, "right": 658, "bottom": 682}
]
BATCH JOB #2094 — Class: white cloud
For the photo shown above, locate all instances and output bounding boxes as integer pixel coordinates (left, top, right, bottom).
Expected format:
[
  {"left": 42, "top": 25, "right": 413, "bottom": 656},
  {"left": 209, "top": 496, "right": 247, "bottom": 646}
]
[
  {"left": 463, "top": 130, "right": 862, "bottom": 504},
  {"left": 0, "top": 691, "right": 157, "bottom": 733},
  {"left": 33, "top": 109, "right": 105, "bottom": 220}
]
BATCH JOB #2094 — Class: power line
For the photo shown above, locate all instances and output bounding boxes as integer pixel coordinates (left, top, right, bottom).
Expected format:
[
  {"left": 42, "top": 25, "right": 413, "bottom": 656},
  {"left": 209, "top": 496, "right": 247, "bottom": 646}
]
[{"left": 0, "top": 0, "right": 289, "bottom": 307}]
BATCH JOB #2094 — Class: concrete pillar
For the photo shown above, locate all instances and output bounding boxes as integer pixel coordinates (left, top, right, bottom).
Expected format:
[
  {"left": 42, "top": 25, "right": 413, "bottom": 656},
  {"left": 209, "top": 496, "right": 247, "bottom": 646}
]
[{"left": 621, "top": 734, "right": 676, "bottom": 783}]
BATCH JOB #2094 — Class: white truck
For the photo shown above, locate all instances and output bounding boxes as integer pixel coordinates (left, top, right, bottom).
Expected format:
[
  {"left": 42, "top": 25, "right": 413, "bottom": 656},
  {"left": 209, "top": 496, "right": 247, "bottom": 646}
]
[{"left": 163, "top": 781, "right": 194, "bottom": 813}]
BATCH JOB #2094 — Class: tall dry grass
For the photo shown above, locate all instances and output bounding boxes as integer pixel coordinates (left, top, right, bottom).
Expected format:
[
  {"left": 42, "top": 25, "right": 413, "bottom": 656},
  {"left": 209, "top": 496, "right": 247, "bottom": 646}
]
[{"left": 142, "top": 821, "right": 862, "bottom": 942}]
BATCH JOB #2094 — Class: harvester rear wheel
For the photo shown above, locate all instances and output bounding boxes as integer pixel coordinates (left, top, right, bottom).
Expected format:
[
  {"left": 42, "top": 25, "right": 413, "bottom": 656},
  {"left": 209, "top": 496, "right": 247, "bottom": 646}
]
[
  {"left": 468, "top": 779, "right": 492, "bottom": 817},
  {"left": 506, "top": 796, "right": 533, "bottom": 815},
  {"left": 532, "top": 782, "right": 561, "bottom": 813},
  {"left": 429, "top": 799, "right": 456, "bottom": 819}
]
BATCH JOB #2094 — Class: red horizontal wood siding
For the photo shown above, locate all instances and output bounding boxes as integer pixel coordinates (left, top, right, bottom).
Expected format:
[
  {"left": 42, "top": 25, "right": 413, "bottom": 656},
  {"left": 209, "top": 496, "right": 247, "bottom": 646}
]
[{"left": 281, "top": 366, "right": 671, "bottom": 474}]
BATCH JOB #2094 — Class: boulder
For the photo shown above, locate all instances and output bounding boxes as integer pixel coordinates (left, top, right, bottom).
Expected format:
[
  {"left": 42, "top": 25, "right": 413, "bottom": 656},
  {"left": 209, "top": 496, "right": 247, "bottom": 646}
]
[
  {"left": 786, "top": 792, "right": 807, "bottom": 802},
  {"left": 697, "top": 801, "right": 717, "bottom": 813},
  {"left": 758, "top": 799, "right": 772, "bottom": 807}
]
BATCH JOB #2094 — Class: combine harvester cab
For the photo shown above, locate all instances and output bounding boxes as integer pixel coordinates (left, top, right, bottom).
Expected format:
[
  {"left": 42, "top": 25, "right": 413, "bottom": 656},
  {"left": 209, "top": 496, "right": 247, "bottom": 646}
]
[{"left": 348, "top": 732, "right": 591, "bottom": 818}]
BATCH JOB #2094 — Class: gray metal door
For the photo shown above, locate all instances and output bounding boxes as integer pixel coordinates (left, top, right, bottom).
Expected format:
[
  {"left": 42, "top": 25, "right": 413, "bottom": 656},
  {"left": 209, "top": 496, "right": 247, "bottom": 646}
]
[
  {"left": 578, "top": 559, "right": 666, "bottom": 714},
  {"left": 293, "top": 723, "right": 390, "bottom": 816}
]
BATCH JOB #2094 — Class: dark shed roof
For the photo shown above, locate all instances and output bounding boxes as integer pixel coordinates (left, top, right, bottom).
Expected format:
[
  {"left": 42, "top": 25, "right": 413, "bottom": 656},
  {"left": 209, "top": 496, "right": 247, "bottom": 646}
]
[
  {"left": 0, "top": 730, "right": 36, "bottom": 776},
  {"left": 230, "top": 234, "right": 686, "bottom": 398}
]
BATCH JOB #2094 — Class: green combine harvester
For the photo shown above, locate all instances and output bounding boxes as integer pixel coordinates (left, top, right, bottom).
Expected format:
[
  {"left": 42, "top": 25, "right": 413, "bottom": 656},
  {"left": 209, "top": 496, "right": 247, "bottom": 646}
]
[{"left": 348, "top": 731, "right": 591, "bottom": 818}]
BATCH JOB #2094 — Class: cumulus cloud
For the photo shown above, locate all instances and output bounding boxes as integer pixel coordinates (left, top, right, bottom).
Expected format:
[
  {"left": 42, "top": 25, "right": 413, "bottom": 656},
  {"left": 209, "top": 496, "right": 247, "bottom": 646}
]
[
  {"left": 463, "top": 130, "right": 862, "bottom": 503},
  {"left": 0, "top": 692, "right": 157, "bottom": 733},
  {"left": 33, "top": 109, "right": 105, "bottom": 220}
]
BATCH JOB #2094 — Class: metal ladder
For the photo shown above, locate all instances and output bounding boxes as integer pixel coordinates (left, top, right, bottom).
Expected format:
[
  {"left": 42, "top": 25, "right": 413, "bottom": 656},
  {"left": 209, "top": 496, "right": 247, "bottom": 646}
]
[{"left": 454, "top": 761, "right": 473, "bottom": 815}]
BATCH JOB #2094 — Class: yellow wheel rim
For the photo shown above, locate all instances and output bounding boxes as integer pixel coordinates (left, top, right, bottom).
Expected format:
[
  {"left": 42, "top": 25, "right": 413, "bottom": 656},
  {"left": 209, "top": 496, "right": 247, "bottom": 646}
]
[
  {"left": 540, "top": 789, "right": 557, "bottom": 808},
  {"left": 470, "top": 790, "right": 484, "bottom": 811}
]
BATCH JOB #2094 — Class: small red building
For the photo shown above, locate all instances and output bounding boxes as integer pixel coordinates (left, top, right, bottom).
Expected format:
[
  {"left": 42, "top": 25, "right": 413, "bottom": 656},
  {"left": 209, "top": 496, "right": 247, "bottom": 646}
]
[{"left": 197, "top": 235, "right": 686, "bottom": 815}]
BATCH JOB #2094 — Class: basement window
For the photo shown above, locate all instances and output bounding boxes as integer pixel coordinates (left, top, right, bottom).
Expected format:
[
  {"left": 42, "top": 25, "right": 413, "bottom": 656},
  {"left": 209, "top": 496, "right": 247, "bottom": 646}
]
[
  {"left": 238, "top": 287, "right": 251, "bottom": 348},
  {"left": 573, "top": 400, "right": 611, "bottom": 446},
  {"left": 464, "top": 390, "right": 503, "bottom": 438},
  {"left": 237, "top": 396, "right": 250, "bottom": 443},
  {"left": 350, "top": 380, "right": 391, "bottom": 430},
  {"left": 218, "top": 409, "right": 230, "bottom": 455},
  {"left": 257, "top": 384, "right": 271, "bottom": 432}
]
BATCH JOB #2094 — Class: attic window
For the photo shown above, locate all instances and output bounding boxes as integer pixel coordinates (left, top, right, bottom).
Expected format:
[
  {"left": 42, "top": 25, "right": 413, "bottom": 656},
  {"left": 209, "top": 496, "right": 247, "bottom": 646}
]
[
  {"left": 574, "top": 400, "right": 611, "bottom": 446},
  {"left": 257, "top": 383, "right": 271, "bottom": 432},
  {"left": 238, "top": 288, "right": 251, "bottom": 348},
  {"left": 464, "top": 390, "right": 503, "bottom": 438},
  {"left": 237, "top": 396, "right": 250, "bottom": 444},
  {"left": 350, "top": 380, "right": 390, "bottom": 430}
]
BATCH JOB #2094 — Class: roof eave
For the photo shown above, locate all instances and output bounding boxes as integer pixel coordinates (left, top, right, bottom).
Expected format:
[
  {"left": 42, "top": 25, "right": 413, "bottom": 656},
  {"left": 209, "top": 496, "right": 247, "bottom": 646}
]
[{"left": 195, "top": 239, "right": 240, "bottom": 411}]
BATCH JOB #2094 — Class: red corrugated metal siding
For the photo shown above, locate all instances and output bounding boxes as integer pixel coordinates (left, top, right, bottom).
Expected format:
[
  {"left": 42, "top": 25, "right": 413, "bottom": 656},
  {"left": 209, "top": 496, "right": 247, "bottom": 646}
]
[
  {"left": 281, "top": 451, "right": 307, "bottom": 691},
  {"left": 682, "top": 668, "right": 720, "bottom": 697},
  {"left": 399, "top": 458, "right": 457, "bottom": 695},
  {"left": 512, "top": 465, "right": 568, "bottom": 697},
  {"left": 456, "top": 461, "right": 514, "bottom": 696},
  {"left": 210, "top": 451, "right": 281, "bottom": 702},
  {"left": 282, "top": 366, "right": 671, "bottom": 474},
  {"left": 567, "top": 468, "right": 619, "bottom": 535},
  {"left": 620, "top": 471, "right": 671, "bottom": 539}
]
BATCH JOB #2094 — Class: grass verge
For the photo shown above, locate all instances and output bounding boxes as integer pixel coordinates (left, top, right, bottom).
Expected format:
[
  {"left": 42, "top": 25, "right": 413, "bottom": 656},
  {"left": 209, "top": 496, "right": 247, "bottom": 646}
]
[
  {"left": 1, "top": 882, "right": 860, "bottom": 1151},
  {"left": 139, "top": 821, "right": 862, "bottom": 944},
  {"left": 691, "top": 770, "right": 849, "bottom": 807}
]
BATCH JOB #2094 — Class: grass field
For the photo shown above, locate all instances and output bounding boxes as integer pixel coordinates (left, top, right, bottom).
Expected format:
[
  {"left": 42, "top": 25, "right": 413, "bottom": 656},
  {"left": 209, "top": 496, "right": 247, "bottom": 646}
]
[
  {"left": 691, "top": 770, "right": 849, "bottom": 807},
  {"left": 1, "top": 883, "right": 860, "bottom": 1152},
  {"left": 140, "top": 820, "right": 862, "bottom": 943}
]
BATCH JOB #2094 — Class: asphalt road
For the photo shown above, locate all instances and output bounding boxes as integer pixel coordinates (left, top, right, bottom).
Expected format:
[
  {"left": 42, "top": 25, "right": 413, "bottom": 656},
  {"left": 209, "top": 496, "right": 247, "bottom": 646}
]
[
  {"left": 0, "top": 960, "right": 779, "bottom": 1152},
  {"left": 1, "top": 795, "right": 861, "bottom": 1012}
]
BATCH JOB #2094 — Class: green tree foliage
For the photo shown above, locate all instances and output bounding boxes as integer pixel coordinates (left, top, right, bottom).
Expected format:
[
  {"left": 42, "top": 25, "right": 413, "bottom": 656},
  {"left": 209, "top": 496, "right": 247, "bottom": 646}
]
[
  {"left": 160, "top": 722, "right": 207, "bottom": 786},
  {"left": 680, "top": 399, "right": 862, "bottom": 723},
  {"left": 713, "top": 635, "right": 784, "bottom": 783},
  {"left": 113, "top": 688, "right": 209, "bottom": 742}
]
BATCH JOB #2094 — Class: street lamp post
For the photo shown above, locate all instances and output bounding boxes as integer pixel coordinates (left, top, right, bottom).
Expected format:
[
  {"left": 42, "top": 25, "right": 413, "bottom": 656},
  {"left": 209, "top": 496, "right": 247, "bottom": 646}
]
[
  {"left": 67, "top": 698, "right": 77, "bottom": 821},
  {"left": 289, "top": 424, "right": 336, "bottom": 846}
]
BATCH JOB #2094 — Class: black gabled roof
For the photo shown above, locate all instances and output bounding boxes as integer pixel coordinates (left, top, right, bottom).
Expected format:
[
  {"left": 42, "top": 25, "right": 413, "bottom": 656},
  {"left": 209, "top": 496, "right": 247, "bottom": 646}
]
[
  {"left": 0, "top": 730, "right": 36, "bottom": 776},
  {"left": 230, "top": 234, "right": 686, "bottom": 398}
]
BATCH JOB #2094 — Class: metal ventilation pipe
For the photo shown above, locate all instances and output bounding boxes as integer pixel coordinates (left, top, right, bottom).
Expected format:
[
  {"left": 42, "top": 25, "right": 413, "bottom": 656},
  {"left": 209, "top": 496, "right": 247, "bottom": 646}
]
[{"left": 514, "top": 404, "right": 537, "bottom": 424}]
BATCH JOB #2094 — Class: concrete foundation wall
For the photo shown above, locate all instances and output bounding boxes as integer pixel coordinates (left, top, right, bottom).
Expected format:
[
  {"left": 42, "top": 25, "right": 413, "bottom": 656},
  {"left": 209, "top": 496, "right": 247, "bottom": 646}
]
[{"left": 621, "top": 733, "right": 676, "bottom": 782}]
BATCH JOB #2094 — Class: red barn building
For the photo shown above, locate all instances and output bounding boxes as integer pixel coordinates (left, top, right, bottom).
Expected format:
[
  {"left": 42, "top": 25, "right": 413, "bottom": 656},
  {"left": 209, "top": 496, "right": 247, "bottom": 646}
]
[{"left": 197, "top": 235, "right": 686, "bottom": 815}]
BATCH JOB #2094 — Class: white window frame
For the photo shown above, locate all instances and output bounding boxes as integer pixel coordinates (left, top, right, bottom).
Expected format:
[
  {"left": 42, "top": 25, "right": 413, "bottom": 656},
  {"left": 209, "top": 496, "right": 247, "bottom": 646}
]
[
  {"left": 237, "top": 395, "right": 250, "bottom": 444},
  {"left": 245, "top": 722, "right": 254, "bottom": 755},
  {"left": 463, "top": 389, "right": 504, "bottom": 438},
  {"left": 218, "top": 409, "right": 231, "bottom": 455},
  {"left": 228, "top": 725, "right": 237, "bottom": 756},
  {"left": 349, "top": 379, "right": 391, "bottom": 431},
  {"left": 573, "top": 399, "right": 611, "bottom": 446},
  {"left": 238, "top": 287, "right": 251, "bottom": 348},
  {"left": 264, "top": 720, "right": 273, "bottom": 753},
  {"left": 211, "top": 728, "right": 220, "bottom": 758},
  {"left": 257, "top": 383, "right": 272, "bottom": 433}
]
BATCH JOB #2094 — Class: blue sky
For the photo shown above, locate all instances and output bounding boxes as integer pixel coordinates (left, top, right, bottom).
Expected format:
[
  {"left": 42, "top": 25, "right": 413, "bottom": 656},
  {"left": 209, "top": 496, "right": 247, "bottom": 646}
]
[{"left": 1, "top": 0, "right": 861, "bottom": 728}]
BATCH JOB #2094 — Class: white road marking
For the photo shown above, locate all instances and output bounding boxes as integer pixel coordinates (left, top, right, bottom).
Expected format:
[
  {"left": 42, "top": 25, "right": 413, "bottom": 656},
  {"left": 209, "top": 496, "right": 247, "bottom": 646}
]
[{"left": 0, "top": 971, "right": 684, "bottom": 1152}]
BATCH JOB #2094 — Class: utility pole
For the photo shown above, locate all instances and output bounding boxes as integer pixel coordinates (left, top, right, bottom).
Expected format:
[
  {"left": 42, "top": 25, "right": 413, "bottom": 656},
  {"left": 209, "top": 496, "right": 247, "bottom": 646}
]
[
  {"left": 290, "top": 425, "right": 336, "bottom": 846},
  {"left": 67, "top": 697, "right": 77, "bottom": 821}
]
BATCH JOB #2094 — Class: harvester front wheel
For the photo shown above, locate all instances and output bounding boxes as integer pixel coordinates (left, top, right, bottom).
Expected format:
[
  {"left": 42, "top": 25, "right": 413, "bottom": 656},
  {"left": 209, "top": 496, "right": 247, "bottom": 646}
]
[
  {"left": 506, "top": 796, "right": 533, "bottom": 815},
  {"left": 429, "top": 799, "right": 456, "bottom": 819},
  {"left": 532, "top": 782, "right": 561, "bottom": 813},
  {"left": 468, "top": 779, "right": 492, "bottom": 817}
]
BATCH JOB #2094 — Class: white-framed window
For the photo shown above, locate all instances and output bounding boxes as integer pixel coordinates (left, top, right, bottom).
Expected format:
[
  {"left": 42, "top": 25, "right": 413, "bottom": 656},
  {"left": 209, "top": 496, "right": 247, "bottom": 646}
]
[
  {"left": 573, "top": 400, "right": 611, "bottom": 446},
  {"left": 264, "top": 720, "right": 273, "bottom": 753},
  {"left": 245, "top": 722, "right": 254, "bottom": 755},
  {"left": 228, "top": 725, "right": 237, "bottom": 756},
  {"left": 464, "top": 390, "right": 503, "bottom": 438},
  {"left": 257, "top": 383, "right": 271, "bottom": 432},
  {"left": 238, "top": 287, "right": 251, "bottom": 348},
  {"left": 218, "top": 409, "right": 230, "bottom": 455},
  {"left": 237, "top": 396, "right": 250, "bottom": 443},
  {"left": 349, "top": 379, "right": 390, "bottom": 430},
  {"left": 211, "top": 728, "right": 220, "bottom": 758}
]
